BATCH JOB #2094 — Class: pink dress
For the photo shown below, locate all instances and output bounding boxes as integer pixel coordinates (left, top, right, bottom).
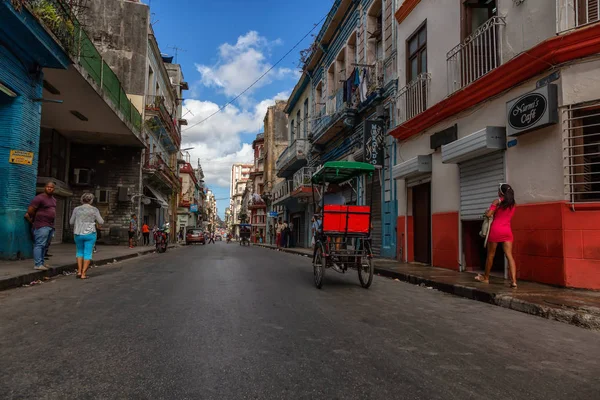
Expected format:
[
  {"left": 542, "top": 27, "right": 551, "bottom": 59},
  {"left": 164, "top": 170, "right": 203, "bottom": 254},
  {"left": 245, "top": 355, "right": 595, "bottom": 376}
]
[{"left": 487, "top": 200, "right": 515, "bottom": 243}]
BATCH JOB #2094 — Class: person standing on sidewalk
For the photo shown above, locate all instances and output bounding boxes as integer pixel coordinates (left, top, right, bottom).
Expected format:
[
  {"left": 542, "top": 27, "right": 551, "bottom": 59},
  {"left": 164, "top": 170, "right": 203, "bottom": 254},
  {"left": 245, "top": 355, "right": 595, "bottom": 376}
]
[
  {"left": 476, "top": 183, "right": 518, "bottom": 288},
  {"left": 142, "top": 222, "right": 150, "bottom": 246},
  {"left": 129, "top": 214, "right": 138, "bottom": 248},
  {"left": 70, "top": 193, "right": 104, "bottom": 279},
  {"left": 24, "top": 181, "right": 56, "bottom": 271}
]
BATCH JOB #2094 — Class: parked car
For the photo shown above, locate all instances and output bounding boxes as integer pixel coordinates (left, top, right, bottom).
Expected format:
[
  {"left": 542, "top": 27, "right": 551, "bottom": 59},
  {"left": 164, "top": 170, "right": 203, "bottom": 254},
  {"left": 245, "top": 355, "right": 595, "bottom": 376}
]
[{"left": 186, "top": 229, "right": 205, "bottom": 245}]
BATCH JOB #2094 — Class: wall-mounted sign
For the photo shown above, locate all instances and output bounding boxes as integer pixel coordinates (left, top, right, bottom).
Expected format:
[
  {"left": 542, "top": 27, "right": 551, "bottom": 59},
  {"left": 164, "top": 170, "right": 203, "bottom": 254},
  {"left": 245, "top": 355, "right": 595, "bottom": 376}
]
[
  {"left": 190, "top": 204, "right": 198, "bottom": 213},
  {"left": 364, "top": 120, "right": 385, "bottom": 166},
  {"left": 268, "top": 211, "right": 278, "bottom": 218},
  {"left": 506, "top": 84, "right": 558, "bottom": 136},
  {"left": 9, "top": 150, "right": 33, "bottom": 165}
]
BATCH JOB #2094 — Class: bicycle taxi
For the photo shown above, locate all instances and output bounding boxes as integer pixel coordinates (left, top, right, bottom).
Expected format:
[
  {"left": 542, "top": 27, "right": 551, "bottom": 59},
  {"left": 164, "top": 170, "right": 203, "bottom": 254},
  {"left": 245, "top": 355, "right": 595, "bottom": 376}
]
[
  {"left": 239, "top": 224, "right": 252, "bottom": 246},
  {"left": 311, "top": 161, "right": 376, "bottom": 289}
]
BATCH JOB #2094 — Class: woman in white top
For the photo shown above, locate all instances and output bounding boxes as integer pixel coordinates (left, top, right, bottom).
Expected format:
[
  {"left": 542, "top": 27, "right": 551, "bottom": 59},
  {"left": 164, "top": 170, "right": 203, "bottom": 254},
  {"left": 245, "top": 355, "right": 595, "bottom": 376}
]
[{"left": 70, "top": 193, "right": 104, "bottom": 279}]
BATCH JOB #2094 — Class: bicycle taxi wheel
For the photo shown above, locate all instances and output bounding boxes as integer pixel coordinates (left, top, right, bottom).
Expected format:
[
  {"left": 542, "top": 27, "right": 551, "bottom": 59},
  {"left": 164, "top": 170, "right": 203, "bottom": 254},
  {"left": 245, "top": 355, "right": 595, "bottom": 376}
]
[{"left": 358, "top": 241, "right": 374, "bottom": 288}]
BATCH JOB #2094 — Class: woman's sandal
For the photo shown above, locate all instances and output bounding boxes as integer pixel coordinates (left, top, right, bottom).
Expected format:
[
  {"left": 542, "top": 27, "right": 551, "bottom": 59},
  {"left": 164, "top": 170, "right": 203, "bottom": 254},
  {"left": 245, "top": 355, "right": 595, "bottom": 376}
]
[
  {"left": 80, "top": 276, "right": 89, "bottom": 280},
  {"left": 510, "top": 282, "right": 518, "bottom": 289},
  {"left": 76, "top": 274, "right": 81, "bottom": 279},
  {"left": 475, "top": 274, "right": 489, "bottom": 283}
]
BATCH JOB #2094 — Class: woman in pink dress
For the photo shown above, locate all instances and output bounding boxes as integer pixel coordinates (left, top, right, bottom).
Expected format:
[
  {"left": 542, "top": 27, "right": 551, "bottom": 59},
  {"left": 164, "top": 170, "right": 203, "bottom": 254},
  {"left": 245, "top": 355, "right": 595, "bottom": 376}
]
[{"left": 475, "top": 183, "right": 518, "bottom": 288}]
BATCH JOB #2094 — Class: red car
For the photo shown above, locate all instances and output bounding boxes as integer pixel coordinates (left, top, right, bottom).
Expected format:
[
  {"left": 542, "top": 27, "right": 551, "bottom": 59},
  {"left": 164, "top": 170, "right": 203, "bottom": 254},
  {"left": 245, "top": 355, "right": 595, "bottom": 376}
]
[{"left": 186, "top": 229, "right": 205, "bottom": 245}]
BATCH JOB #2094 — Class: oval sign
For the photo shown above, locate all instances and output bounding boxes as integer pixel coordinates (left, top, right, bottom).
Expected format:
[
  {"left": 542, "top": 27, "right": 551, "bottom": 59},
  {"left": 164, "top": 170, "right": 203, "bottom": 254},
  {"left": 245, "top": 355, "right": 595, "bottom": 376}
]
[{"left": 508, "top": 93, "right": 547, "bottom": 130}]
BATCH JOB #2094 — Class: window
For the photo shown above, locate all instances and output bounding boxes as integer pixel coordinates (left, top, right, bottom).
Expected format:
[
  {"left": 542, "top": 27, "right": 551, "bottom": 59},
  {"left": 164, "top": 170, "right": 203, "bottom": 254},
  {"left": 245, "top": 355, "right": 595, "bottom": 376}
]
[
  {"left": 565, "top": 101, "right": 600, "bottom": 202},
  {"left": 38, "top": 129, "right": 68, "bottom": 182},
  {"left": 290, "top": 119, "right": 295, "bottom": 142},
  {"left": 303, "top": 98, "right": 309, "bottom": 137},
  {"left": 96, "top": 189, "right": 110, "bottom": 203},
  {"left": 407, "top": 22, "right": 427, "bottom": 83},
  {"left": 296, "top": 110, "right": 301, "bottom": 139}
]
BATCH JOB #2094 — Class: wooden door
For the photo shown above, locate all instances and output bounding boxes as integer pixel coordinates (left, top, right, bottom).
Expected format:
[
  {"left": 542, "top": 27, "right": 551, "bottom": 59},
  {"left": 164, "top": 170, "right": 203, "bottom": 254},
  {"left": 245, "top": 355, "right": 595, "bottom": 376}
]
[{"left": 412, "top": 183, "right": 431, "bottom": 264}]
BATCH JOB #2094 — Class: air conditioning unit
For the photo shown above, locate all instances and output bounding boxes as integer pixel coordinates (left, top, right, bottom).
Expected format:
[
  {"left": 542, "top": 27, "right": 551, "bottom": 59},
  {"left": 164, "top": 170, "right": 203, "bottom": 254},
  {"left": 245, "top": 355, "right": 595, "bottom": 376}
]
[{"left": 73, "top": 168, "right": 91, "bottom": 185}]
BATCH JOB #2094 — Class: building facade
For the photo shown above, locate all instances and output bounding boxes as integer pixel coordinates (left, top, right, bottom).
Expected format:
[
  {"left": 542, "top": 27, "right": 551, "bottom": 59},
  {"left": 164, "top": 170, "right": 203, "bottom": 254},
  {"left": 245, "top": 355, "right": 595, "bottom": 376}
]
[
  {"left": 389, "top": 0, "right": 600, "bottom": 289},
  {"left": 230, "top": 163, "right": 252, "bottom": 237},
  {"left": 247, "top": 134, "right": 267, "bottom": 243}
]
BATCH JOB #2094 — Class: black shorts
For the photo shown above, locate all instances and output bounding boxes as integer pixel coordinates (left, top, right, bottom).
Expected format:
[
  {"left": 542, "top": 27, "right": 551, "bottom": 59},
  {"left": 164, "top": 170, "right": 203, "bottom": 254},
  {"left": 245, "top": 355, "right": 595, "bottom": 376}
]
[{"left": 128, "top": 231, "right": 135, "bottom": 239}]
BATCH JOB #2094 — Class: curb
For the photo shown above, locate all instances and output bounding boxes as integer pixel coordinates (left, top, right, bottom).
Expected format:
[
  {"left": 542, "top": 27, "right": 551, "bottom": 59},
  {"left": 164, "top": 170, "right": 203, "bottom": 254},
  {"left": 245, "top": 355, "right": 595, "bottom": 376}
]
[
  {"left": 0, "top": 245, "right": 177, "bottom": 292},
  {"left": 254, "top": 244, "right": 600, "bottom": 330}
]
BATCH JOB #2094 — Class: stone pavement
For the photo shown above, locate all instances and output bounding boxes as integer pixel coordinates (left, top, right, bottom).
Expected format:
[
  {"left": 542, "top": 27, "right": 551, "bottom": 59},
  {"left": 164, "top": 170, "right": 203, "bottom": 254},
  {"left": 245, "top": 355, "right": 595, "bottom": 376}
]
[
  {"left": 0, "top": 243, "right": 168, "bottom": 291},
  {"left": 254, "top": 243, "right": 600, "bottom": 330}
]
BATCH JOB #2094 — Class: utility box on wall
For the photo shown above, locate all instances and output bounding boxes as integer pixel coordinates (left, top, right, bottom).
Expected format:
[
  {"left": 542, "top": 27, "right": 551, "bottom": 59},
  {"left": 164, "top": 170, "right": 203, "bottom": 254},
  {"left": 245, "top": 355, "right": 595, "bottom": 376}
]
[{"left": 117, "top": 186, "right": 129, "bottom": 202}]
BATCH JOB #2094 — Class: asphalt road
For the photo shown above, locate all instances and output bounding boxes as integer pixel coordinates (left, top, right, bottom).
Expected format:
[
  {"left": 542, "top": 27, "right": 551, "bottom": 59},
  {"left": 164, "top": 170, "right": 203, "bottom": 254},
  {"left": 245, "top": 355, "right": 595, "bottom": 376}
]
[{"left": 1, "top": 242, "right": 599, "bottom": 400}]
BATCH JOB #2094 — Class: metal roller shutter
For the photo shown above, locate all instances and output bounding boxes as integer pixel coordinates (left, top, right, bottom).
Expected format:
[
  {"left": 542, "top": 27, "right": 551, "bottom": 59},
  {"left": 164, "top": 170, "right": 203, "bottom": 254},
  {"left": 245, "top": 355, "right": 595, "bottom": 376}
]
[{"left": 459, "top": 152, "right": 505, "bottom": 220}]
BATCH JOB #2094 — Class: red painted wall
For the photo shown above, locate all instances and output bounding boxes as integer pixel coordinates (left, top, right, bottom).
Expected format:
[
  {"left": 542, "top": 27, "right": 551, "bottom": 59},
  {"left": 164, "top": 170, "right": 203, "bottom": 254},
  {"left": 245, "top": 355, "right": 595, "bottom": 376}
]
[
  {"left": 562, "top": 203, "right": 600, "bottom": 289},
  {"left": 432, "top": 212, "right": 460, "bottom": 270}
]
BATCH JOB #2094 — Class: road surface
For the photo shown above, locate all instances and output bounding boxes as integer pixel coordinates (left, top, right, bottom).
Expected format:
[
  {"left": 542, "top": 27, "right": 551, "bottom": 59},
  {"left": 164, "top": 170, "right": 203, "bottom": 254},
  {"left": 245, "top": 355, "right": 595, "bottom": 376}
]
[{"left": 1, "top": 242, "right": 599, "bottom": 399}]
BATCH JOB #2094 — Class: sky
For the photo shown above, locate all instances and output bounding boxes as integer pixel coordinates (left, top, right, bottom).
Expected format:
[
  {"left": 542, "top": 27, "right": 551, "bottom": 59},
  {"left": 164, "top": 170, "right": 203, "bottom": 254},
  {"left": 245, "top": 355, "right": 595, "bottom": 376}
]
[{"left": 145, "top": 0, "right": 334, "bottom": 218}]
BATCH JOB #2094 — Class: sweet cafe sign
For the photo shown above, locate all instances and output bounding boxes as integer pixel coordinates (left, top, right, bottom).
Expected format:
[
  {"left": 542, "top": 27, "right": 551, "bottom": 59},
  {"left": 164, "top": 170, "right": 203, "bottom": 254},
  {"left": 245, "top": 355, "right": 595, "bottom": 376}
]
[{"left": 506, "top": 84, "right": 558, "bottom": 136}]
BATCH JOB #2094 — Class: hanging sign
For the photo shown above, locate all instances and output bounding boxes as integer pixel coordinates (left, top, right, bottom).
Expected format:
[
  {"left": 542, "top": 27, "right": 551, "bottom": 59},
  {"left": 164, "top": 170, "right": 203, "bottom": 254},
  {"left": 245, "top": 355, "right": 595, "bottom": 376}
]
[
  {"left": 9, "top": 150, "right": 34, "bottom": 165},
  {"left": 506, "top": 84, "right": 558, "bottom": 136},
  {"left": 190, "top": 204, "right": 198, "bottom": 213},
  {"left": 364, "top": 120, "right": 385, "bottom": 166}
]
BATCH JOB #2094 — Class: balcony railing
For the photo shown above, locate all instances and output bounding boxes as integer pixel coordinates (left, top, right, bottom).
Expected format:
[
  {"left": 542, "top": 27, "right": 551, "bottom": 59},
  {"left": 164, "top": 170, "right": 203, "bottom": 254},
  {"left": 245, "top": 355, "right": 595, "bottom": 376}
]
[
  {"left": 143, "top": 152, "right": 179, "bottom": 189},
  {"left": 276, "top": 139, "right": 309, "bottom": 172},
  {"left": 326, "top": 87, "right": 346, "bottom": 115},
  {"left": 146, "top": 95, "right": 181, "bottom": 148},
  {"left": 557, "top": 0, "right": 600, "bottom": 32},
  {"left": 293, "top": 167, "right": 316, "bottom": 191},
  {"left": 272, "top": 179, "right": 293, "bottom": 202},
  {"left": 397, "top": 73, "right": 431, "bottom": 125},
  {"left": 446, "top": 16, "right": 506, "bottom": 95}
]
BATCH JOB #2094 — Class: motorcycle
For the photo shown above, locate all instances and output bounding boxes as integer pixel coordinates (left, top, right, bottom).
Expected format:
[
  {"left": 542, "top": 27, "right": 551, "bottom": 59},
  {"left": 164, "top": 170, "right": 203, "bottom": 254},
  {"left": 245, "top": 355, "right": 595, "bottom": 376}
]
[{"left": 155, "top": 223, "right": 170, "bottom": 253}]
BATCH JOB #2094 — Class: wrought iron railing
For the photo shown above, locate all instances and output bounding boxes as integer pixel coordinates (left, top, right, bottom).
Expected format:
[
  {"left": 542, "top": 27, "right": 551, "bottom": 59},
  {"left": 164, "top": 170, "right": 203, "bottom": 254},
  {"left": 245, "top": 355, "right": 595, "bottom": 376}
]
[
  {"left": 276, "top": 139, "right": 309, "bottom": 172},
  {"left": 557, "top": 0, "right": 600, "bottom": 32},
  {"left": 143, "top": 153, "right": 179, "bottom": 188},
  {"left": 446, "top": 16, "right": 506, "bottom": 95},
  {"left": 293, "top": 167, "right": 316, "bottom": 191},
  {"left": 397, "top": 73, "right": 431, "bottom": 124}
]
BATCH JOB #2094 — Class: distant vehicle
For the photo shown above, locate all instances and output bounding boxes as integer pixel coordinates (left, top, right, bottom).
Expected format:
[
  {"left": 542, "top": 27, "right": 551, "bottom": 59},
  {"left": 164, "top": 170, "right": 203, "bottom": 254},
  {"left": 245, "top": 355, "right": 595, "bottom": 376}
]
[{"left": 186, "top": 228, "right": 205, "bottom": 245}]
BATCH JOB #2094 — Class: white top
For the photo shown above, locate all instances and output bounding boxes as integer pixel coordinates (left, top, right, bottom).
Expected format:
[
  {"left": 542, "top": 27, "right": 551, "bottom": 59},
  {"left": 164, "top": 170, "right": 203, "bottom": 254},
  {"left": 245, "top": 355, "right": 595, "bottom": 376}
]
[{"left": 70, "top": 204, "right": 104, "bottom": 235}]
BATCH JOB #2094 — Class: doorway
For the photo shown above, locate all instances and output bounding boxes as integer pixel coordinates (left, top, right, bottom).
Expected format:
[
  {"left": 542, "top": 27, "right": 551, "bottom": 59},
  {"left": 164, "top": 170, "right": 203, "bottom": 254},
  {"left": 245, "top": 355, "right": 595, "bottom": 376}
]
[
  {"left": 412, "top": 182, "right": 431, "bottom": 264},
  {"left": 462, "top": 220, "right": 504, "bottom": 275}
]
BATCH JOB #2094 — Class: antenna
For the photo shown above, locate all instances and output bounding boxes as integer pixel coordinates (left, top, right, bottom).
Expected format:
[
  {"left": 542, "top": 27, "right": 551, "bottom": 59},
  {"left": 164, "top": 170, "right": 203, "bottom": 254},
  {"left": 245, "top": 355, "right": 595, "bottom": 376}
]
[{"left": 167, "top": 45, "right": 187, "bottom": 63}]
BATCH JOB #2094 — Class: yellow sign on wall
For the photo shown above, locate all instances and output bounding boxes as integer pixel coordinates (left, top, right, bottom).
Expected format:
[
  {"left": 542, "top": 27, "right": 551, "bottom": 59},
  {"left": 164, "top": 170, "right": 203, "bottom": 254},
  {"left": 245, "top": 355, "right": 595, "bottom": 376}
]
[{"left": 9, "top": 150, "right": 34, "bottom": 165}]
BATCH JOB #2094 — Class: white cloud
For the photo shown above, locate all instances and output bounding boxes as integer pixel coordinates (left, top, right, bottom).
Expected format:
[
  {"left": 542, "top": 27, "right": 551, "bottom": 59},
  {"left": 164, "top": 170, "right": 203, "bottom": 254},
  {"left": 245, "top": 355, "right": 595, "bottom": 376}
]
[
  {"left": 181, "top": 90, "right": 289, "bottom": 189},
  {"left": 195, "top": 31, "right": 298, "bottom": 99}
]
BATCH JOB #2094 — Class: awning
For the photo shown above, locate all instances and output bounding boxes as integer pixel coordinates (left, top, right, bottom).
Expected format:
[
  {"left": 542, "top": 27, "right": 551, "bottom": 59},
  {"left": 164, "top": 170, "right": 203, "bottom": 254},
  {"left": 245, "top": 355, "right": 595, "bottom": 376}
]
[
  {"left": 392, "top": 155, "right": 432, "bottom": 180},
  {"left": 146, "top": 185, "right": 169, "bottom": 208},
  {"left": 442, "top": 127, "right": 506, "bottom": 164}
]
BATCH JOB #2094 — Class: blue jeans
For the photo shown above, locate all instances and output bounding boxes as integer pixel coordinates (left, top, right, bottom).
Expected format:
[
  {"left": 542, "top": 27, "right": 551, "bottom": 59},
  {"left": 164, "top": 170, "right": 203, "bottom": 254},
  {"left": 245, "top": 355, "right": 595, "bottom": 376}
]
[
  {"left": 33, "top": 227, "right": 54, "bottom": 267},
  {"left": 75, "top": 233, "right": 97, "bottom": 261}
]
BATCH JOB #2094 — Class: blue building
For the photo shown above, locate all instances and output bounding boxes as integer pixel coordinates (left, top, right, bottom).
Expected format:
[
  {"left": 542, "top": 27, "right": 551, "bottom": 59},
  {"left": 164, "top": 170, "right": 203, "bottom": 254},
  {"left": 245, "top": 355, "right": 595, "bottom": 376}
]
[
  {"left": 274, "top": 0, "right": 399, "bottom": 257},
  {"left": 0, "top": 1, "right": 70, "bottom": 259}
]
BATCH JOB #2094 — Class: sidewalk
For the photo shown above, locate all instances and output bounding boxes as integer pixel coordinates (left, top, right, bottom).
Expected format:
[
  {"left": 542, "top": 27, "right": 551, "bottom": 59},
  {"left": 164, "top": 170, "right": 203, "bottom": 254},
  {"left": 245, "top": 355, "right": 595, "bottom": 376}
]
[
  {"left": 0, "top": 243, "right": 172, "bottom": 291},
  {"left": 254, "top": 243, "right": 600, "bottom": 330}
]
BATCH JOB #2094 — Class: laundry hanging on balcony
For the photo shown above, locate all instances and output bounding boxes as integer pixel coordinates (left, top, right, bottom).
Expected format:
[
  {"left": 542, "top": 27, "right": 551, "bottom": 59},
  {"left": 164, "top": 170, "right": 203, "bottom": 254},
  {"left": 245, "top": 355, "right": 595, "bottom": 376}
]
[{"left": 359, "top": 68, "right": 369, "bottom": 103}]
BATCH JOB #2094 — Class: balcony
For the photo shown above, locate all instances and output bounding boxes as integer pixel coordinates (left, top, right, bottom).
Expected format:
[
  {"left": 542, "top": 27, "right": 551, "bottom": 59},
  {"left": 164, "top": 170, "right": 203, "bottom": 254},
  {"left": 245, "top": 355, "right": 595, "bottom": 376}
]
[
  {"left": 272, "top": 180, "right": 294, "bottom": 206},
  {"left": 446, "top": 16, "right": 506, "bottom": 95},
  {"left": 557, "top": 0, "right": 600, "bottom": 32},
  {"left": 311, "top": 88, "right": 357, "bottom": 145},
  {"left": 396, "top": 73, "right": 431, "bottom": 125},
  {"left": 276, "top": 139, "right": 309, "bottom": 178},
  {"left": 145, "top": 95, "right": 181, "bottom": 152},
  {"left": 143, "top": 153, "right": 180, "bottom": 193},
  {"left": 291, "top": 167, "right": 316, "bottom": 198}
]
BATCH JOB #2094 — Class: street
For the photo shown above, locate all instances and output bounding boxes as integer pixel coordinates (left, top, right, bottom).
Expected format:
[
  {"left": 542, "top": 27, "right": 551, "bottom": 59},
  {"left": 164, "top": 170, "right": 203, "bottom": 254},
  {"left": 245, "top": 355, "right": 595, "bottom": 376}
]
[{"left": 1, "top": 243, "right": 599, "bottom": 400}]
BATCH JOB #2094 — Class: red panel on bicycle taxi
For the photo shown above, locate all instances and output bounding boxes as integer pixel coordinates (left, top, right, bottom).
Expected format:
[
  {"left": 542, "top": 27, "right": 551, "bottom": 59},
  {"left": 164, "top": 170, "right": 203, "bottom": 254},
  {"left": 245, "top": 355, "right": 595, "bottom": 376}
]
[{"left": 322, "top": 205, "right": 370, "bottom": 234}]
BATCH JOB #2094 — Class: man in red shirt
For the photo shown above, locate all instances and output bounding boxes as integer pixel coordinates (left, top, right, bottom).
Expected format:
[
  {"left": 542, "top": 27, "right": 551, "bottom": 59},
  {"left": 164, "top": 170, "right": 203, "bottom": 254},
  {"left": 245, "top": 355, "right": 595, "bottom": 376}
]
[{"left": 25, "top": 182, "right": 57, "bottom": 271}]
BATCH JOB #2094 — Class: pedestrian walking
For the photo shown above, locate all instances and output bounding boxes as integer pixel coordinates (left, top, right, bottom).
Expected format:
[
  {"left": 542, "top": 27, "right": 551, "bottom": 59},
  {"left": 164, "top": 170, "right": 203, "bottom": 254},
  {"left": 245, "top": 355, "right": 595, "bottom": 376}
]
[
  {"left": 276, "top": 218, "right": 282, "bottom": 248},
  {"left": 129, "top": 214, "right": 138, "bottom": 248},
  {"left": 178, "top": 227, "right": 184, "bottom": 242},
  {"left": 69, "top": 193, "right": 104, "bottom": 279},
  {"left": 142, "top": 222, "right": 150, "bottom": 245},
  {"left": 24, "top": 181, "right": 56, "bottom": 271},
  {"left": 475, "top": 183, "right": 518, "bottom": 288},
  {"left": 208, "top": 232, "right": 215, "bottom": 244}
]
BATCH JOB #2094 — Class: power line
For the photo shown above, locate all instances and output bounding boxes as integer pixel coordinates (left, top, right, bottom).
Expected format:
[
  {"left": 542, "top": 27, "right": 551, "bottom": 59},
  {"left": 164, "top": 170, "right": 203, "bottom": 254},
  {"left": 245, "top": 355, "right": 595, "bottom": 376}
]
[{"left": 182, "top": 14, "right": 326, "bottom": 133}]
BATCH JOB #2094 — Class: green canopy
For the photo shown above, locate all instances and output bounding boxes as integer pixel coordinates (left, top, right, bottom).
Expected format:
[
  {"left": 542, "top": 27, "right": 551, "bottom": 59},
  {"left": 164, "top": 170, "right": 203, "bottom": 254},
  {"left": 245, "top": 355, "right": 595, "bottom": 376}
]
[{"left": 311, "top": 161, "right": 376, "bottom": 184}]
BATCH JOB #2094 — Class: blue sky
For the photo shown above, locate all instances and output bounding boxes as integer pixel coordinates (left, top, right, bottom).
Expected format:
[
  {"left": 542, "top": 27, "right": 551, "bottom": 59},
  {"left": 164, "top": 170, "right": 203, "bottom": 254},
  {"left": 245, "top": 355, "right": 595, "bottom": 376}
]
[{"left": 145, "top": 0, "right": 333, "bottom": 218}]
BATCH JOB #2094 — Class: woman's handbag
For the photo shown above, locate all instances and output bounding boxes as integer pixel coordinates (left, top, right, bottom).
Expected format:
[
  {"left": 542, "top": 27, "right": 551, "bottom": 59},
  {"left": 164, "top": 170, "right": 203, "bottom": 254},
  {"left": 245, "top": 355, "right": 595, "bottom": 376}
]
[{"left": 479, "top": 214, "right": 493, "bottom": 248}]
